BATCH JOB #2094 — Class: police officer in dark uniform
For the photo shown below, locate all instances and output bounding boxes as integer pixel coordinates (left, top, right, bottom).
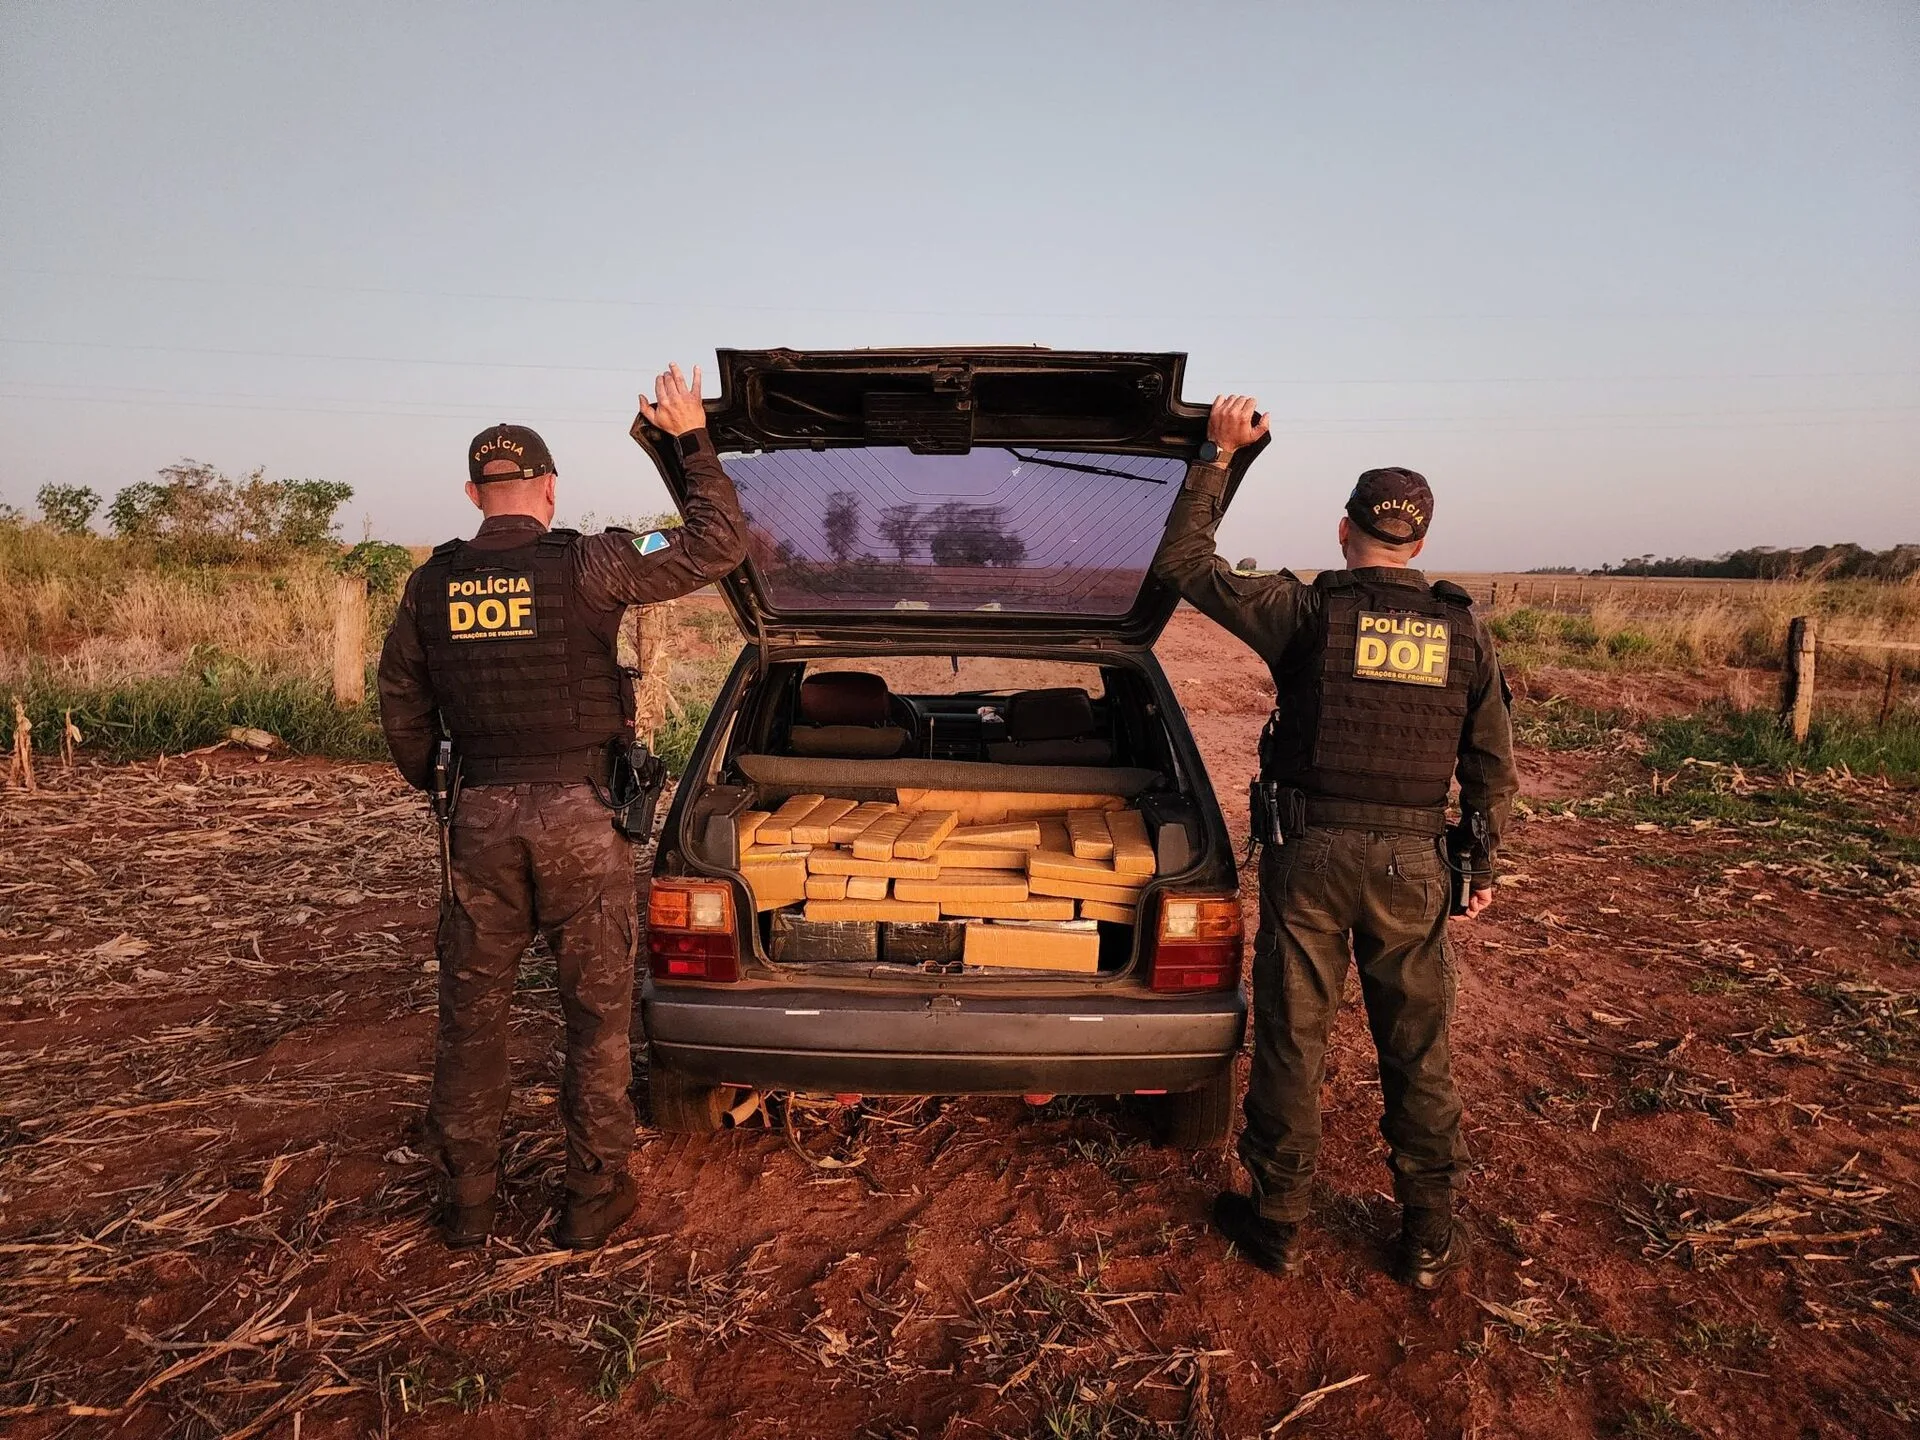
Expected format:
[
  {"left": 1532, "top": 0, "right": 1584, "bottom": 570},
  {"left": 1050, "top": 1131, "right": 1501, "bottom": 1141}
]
[
  {"left": 1152, "top": 395, "right": 1518, "bottom": 1288},
  {"left": 379, "top": 365, "right": 747, "bottom": 1250}
]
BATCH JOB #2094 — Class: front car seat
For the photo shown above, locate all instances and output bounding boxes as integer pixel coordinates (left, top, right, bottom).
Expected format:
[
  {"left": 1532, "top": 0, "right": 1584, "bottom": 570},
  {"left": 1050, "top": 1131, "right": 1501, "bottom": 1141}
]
[
  {"left": 788, "top": 671, "right": 912, "bottom": 758},
  {"left": 985, "top": 687, "right": 1112, "bottom": 766}
]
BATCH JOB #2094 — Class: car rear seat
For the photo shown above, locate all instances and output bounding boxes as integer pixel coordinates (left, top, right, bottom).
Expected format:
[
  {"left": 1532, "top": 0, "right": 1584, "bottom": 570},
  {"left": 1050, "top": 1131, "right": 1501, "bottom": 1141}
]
[
  {"left": 788, "top": 671, "right": 912, "bottom": 759},
  {"left": 985, "top": 687, "right": 1113, "bottom": 766}
]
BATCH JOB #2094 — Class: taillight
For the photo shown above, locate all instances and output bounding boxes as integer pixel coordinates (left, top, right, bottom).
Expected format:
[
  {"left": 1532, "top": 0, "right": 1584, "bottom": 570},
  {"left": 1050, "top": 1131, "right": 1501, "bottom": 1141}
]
[
  {"left": 1147, "top": 893, "right": 1243, "bottom": 993},
  {"left": 647, "top": 879, "right": 740, "bottom": 982}
]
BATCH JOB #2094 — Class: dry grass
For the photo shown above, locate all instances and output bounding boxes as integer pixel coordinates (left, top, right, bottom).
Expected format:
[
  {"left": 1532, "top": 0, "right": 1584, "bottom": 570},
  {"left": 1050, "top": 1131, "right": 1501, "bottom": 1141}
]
[{"left": 1483, "top": 576, "right": 1920, "bottom": 683}]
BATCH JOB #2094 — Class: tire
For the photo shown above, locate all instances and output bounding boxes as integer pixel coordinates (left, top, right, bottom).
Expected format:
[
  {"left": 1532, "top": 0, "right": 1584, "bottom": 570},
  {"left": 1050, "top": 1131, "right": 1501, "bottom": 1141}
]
[
  {"left": 1148, "top": 1066, "right": 1234, "bottom": 1149},
  {"left": 646, "top": 1061, "right": 731, "bottom": 1134}
]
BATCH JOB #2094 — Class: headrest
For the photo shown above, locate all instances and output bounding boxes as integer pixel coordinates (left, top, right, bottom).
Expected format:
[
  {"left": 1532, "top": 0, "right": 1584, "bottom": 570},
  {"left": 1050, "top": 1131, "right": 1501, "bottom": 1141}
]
[
  {"left": 799, "top": 671, "right": 891, "bottom": 727},
  {"left": 1005, "top": 687, "right": 1096, "bottom": 743}
]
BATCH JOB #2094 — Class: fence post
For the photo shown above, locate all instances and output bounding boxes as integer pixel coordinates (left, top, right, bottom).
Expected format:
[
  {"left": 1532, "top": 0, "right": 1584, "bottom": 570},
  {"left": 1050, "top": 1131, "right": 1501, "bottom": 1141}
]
[
  {"left": 1781, "top": 615, "right": 1817, "bottom": 743},
  {"left": 1880, "top": 655, "right": 1901, "bottom": 728},
  {"left": 332, "top": 574, "right": 368, "bottom": 708}
]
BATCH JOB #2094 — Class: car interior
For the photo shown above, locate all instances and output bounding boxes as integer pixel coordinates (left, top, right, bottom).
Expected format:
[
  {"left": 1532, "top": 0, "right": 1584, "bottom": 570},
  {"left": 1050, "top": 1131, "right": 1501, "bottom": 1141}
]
[{"left": 670, "top": 658, "right": 1208, "bottom": 978}]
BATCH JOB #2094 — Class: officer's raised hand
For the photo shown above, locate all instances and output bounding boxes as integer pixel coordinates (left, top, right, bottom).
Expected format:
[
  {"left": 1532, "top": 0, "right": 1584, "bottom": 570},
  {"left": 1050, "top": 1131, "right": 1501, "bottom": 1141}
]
[
  {"left": 1208, "top": 394, "right": 1270, "bottom": 460},
  {"left": 637, "top": 364, "right": 707, "bottom": 436}
]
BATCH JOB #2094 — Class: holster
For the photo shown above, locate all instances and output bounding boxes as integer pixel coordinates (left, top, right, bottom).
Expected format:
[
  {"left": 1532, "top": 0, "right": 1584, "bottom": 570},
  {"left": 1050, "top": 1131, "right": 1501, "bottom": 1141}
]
[
  {"left": 594, "top": 739, "right": 667, "bottom": 842},
  {"left": 1445, "top": 810, "right": 1492, "bottom": 914},
  {"left": 1248, "top": 780, "right": 1307, "bottom": 849}
]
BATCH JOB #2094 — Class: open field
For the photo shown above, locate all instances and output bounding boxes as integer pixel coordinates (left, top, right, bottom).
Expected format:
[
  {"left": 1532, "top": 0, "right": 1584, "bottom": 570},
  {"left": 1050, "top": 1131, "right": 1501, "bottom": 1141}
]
[{"left": 3, "top": 605, "right": 1918, "bottom": 1438}]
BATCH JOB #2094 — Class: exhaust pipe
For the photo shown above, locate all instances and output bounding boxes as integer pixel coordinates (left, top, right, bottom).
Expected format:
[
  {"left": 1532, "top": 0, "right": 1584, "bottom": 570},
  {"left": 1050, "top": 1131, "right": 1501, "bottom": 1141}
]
[{"left": 722, "top": 1089, "right": 762, "bottom": 1128}]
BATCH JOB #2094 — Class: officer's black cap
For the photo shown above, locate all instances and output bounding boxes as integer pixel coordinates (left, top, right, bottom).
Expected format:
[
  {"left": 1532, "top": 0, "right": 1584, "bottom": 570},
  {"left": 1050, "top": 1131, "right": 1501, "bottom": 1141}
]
[
  {"left": 1346, "top": 467, "right": 1434, "bottom": 544},
  {"left": 468, "top": 423, "right": 556, "bottom": 484}
]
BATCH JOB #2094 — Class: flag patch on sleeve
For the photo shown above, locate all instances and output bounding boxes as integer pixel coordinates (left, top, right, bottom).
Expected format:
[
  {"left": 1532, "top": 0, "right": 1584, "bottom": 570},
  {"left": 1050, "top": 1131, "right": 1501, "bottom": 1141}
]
[{"left": 633, "top": 530, "right": 671, "bottom": 557}]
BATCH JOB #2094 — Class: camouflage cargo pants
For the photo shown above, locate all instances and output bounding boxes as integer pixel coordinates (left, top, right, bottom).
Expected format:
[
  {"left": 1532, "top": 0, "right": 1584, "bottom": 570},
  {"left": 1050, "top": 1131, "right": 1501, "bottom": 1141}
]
[
  {"left": 426, "top": 783, "right": 638, "bottom": 1206},
  {"left": 1239, "top": 827, "right": 1467, "bottom": 1223}
]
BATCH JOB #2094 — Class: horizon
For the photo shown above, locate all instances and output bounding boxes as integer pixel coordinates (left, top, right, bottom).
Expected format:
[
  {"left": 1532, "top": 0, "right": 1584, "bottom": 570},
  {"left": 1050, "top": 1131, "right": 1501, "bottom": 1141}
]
[{"left": 3, "top": 2, "right": 1915, "bottom": 570}]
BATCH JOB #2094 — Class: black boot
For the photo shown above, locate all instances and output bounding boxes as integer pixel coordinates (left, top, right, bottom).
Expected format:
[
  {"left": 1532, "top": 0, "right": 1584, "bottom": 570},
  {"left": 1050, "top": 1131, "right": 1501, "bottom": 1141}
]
[
  {"left": 1396, "top": 1205, "right": 1469, "bottom": 1289},
  {"left": 1210, "top": 1192, "right": 1305, "bottom": 1276},
  {"left": 557, "top": 1174, "right": 638, "bottom": 1251},
  {"left": 440, "top": 1194, "right": 496, "bottom": 1250}
]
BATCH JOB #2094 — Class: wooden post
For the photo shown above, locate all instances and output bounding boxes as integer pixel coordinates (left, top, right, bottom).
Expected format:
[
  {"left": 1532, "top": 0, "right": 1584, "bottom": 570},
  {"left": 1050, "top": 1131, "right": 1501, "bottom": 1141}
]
[
  {"left": 331, "top": 574, "right": 368, "bottom": 708},
  {"left": 1880, "top": 655, "right": 1901, "bottom": 728},
  {"left": 1781, "top": 615, "right": 1817, "bottom": 743}
]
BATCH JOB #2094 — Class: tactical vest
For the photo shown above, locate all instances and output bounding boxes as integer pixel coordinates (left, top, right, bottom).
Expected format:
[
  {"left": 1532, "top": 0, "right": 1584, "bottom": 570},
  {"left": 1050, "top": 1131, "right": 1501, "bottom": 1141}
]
[
  {"left": 416, "top": 529, "right": 631, "bottom": 776},
  {"left": 1260, "top": 573, "right": 1477, "bottom": 815}
]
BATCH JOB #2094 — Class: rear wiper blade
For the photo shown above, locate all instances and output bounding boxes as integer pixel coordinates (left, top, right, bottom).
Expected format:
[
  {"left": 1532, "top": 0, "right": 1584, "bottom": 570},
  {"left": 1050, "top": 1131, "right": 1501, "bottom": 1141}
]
[{"left": 1005, "top": 449, "right": 1171, "bottom": 484}]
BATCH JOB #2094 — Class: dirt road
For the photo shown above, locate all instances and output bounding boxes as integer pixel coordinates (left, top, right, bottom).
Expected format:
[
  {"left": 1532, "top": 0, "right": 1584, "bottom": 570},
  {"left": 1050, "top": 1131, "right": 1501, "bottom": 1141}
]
[{"left": 3, "top": 609, "right": 1917, "bottom": 1437}]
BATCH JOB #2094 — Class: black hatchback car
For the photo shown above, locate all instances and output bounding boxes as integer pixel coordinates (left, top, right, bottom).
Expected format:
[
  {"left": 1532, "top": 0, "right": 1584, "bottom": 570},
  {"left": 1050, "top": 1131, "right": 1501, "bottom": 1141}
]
[{"left": 631, "top": 348, "right": 1267, "bottom": 1147}]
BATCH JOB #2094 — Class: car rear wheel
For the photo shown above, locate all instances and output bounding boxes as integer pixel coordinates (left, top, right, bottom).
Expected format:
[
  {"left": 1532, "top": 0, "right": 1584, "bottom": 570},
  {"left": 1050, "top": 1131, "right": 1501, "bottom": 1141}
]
[
  {"left": 1147, "top": 1066, "right": 1234, "bottom": 1149},
  {"left": 646, "top": 1062, "right": 731, "bottom": 1134}
]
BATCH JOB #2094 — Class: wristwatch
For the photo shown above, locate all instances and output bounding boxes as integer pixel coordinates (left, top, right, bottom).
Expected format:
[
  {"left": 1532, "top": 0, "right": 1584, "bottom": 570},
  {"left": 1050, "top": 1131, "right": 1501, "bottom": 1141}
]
[{"left": 1195, "top": 439, "right": 1225, "bottom": 465}]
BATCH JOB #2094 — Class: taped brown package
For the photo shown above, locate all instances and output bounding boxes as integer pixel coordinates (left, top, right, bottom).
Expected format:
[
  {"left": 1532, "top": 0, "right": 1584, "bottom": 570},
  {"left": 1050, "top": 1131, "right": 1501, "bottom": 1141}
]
[
  {"left": 1080, "top": 898, "right": 1138, "bottom": 925},
  {"left": 932, "top": 842, "right": 1028, "bottom": 871},
  {"left": 741, "top": 854, "right": 808, "bottom": 910},
  {"left": 807, "top": 849, "right": 939, "bottom": 880},
  {"left": 893, "top": 809, "right": 959, "bottom": 859},
  {"left": 757, "top": 793, "right": 826, "bottom": 846},
  {"left": 893, "top": 869, "right": 1029, "bottom": 904},
  {"left": 804, "top": 898, "right": 942, "bottom": 922},
  {"left": 852, "top": 810, "right": 915, "bottom": 860},
  {"left": 937, "top": 896, "right": 1075, "bottom": 921},
  {"left": 962, "top": 922, "right": 1100, "bottom": 973},
  {"left": 1104, "top": 808, "right": 1156, "bottom": 876},
  {"left": 895, "top": 789, "right": 1125, "bottom": 824},
  {"left": 1027, "top": 872, "right": 1148, "bottom": 907},
  {"left": 1066, "top": 809, "right": 1114, "bottom": 860},
  {"left": 949, "top": 819, "right": 1042, "bottom": 847},
  {"left": 791, "top": 797, "right": 858, "bottom": 845},
  {"left": 1028, "top": 850, "right": 1150, "bottom": 888},
  {"left": 830, "top": 800, "right": 896, "bottom": 844}
]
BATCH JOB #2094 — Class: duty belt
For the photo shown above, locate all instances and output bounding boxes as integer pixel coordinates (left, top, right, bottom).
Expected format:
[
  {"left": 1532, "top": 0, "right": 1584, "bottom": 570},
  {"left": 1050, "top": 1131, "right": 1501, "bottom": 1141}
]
[
  {"left": 1303, "top": 797, "right": 1447, "bottom": 836},
  {"left": 459, "top": 746, "right": 613, "bottom": 787}
]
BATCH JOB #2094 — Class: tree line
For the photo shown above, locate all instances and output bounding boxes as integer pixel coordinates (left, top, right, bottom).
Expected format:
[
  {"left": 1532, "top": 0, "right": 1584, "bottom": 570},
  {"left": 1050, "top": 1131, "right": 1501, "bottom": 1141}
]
[{"left": 1598, "top": 543, "right": 1920, "bottom": 581}]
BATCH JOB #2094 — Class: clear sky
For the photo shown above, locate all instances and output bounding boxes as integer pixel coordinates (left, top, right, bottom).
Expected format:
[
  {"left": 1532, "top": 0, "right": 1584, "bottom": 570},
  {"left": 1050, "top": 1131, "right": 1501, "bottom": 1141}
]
[{"left": 2, "top": 1, "right": 1915, "bottom": 571}]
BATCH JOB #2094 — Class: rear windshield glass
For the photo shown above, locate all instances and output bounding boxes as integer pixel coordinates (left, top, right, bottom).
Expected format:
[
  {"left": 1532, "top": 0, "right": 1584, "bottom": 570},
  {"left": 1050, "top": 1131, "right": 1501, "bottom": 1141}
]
[
  {"left": 721, "top": 448, "right": 1188, "bottom": 616},
  {"left": 808, "top": 657, "right": 1106, "bottom": 697}
]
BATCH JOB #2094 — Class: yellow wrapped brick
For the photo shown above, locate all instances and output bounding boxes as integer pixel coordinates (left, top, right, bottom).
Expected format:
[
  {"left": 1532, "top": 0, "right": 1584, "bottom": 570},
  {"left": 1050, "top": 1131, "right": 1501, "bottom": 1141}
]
[
  {"left": 1080, "top": 898, "right": 1138, "bottom": 925},
  {"left": 852, "top": 809, "right": 915, "bottom": 860},
  {"left": 938, "top": 896, "right": 1075, "bottom": 920},
  {"left": 740, "top": 854, "right": 808, "bottom": 910},
  {"left": 804, "top": 873, "right": 850, "bottom": 900},
  {"left": 845, "top": 875, "right": 890, "bottom": 900},
  {"left": 757, "top": 793, "right": 825, "bottom": 846},
  {"left": 893, "top": 869, "right": 1029, "bottom": 904},
  {"left": 791, "top": 797, "right": 858, "bottom": 845},
  {"left": 948, "top": 820, "right": 1042, "bottom": 847},
  {"left": 1028, "top": 850, "right": 1149, "bottom": 888},
  {"left": 962, "top": 922, "right": 1100, "bottom": 973},
  {"left": 1066, "top": 808, "right": 1114, "bottom": 860},
  {"left": 829, "top": 800, "right": 896, "bottom": 844},
  {"left": 804, "top": 899, "right": 942, "bottom": 922},
  {"left": 735, "top": 810, "right": 771, "bottom": 849},
  {"left": 807, "top": 849, "right": 940, "bottom": 880},
  {"left": 893, "top": 809, "right": 959, "bottom": 859},
  {"left": 933, "top": 842, "right": 1029, "bottom": 871},
  {"left": 1104, "top": 808, "right": 1156, "bottom": 876},
  {"left": 1028, "top": 872, "right": 1148, "bottom": 907}
]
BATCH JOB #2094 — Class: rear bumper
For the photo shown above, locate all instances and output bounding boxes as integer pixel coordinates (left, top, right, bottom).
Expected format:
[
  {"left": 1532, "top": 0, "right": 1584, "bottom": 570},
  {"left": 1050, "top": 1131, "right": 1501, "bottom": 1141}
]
[{"left": 643, "top": 982, "right": 1245, "bottom": 1096}]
